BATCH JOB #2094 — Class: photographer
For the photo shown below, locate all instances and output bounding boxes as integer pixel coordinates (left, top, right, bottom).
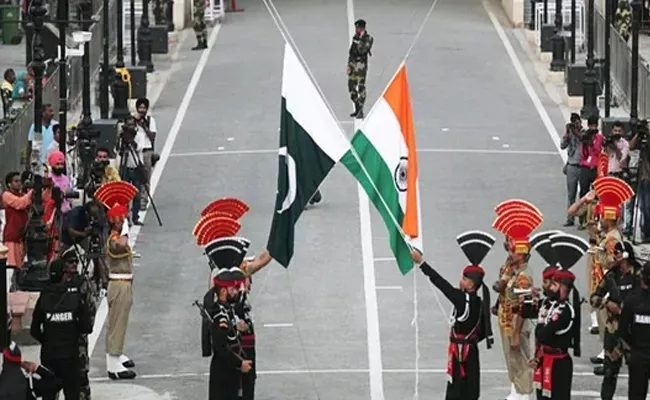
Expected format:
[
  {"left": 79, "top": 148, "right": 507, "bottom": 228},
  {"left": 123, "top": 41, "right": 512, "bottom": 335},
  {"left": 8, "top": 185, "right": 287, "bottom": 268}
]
[
  {"left": 95, "top": 147, "right": 121, "bottom": 184},
  {"left": 134, "top": 98, "right": 157, "bottom": 211},
  {"left": 118, "top": 116, "right": 145, "bottom": 226},
  {"left": 605, "top": 121, "right": 630, "bottom": 177},
  {"left": 578, "top": 115, "right": 604, "bottom": 228},
  {"left": 60, "top": 201, "right": 104, "bottom": 249},
  {"left": 1, "top": 172, "right": 33, "bottom": 270},
  {"left": 30, "top": 257, "right": 93, "bottom": 399},
  {"left": 561, "top": 113, "right": 583, "bottom": 227},
  {"left": 629, "top": 119, "right": 650, "bottom": 242}
]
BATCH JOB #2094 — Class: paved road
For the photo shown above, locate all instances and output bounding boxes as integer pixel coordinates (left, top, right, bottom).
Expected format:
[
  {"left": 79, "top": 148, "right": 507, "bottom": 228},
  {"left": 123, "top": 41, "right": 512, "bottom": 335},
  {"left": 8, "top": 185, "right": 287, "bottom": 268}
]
[{"left": 86, "top": 0, "right": 640, "bottom": 398}]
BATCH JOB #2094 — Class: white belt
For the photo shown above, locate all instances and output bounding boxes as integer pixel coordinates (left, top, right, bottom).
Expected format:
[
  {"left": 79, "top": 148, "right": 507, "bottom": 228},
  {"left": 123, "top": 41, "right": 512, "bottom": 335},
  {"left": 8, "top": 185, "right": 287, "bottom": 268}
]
[{"left": 109, "top": 273, "right": 133, "bottom": 281}]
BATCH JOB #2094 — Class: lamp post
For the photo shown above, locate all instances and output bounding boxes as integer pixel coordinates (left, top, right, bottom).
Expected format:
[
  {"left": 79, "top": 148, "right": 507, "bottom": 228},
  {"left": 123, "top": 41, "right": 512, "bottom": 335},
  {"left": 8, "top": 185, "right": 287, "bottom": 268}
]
[
  {"left": 57, "top": 0, "right": 69, "bottom": 154},
  {"left": 21, "top": 0, "right": 51, "bottom": 292},
  {"left": 137, "top": 0, "right": 155, "bottom": 72},
  {"left": 76, "top": 0, "right": 95, "bottom": 160},
  {"left": 550, "top": 0, "right": 566, "bottom": 70},
  {"left": 630, "top": 0, "right": 641, "bottom": 130},
  {"left": 112, "top": 0, "right": 130, "bottom": 120},
  {"left": 604, "top": 0, "right": 612, "bottom": 117},
  {"left": 1, "top": 246, "right": 8, "bottom": 348},
  {"left": 130, "top": 0, "right": 136, "bottom": 65},
  {"left": 581, "top": 0, "right": 600, "bottom": 118},
  {"left": 167, "top": 0, "right": 175, "bottom": 31},
  {"left": 100, "top": 0, "right": 110, "bottom": 119},
  {"left": 570, "top": 0, "right": 576, "bottom": 64}
]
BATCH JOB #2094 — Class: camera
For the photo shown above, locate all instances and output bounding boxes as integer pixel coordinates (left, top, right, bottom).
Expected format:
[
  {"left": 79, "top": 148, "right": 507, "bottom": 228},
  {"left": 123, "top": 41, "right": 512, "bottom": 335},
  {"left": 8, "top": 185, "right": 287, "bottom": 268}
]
[{"left": 604, "top": 133, "right": 622, "bottom": 147}]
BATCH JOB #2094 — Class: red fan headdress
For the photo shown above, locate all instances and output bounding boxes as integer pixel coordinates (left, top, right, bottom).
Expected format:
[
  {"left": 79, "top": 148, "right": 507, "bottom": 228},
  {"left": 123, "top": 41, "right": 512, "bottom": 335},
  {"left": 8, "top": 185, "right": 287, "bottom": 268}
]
[
  {"left": 494, "top": 199, "right": 543, "bottom": 218},
  {"left": 593, "top": 176, "right": 634, "bottom": 220},
  {"left": 94, "top": 181, "right": 139, "bottom": 223},
  {"left": 193, "top": 215, "right": 241, "bottom": 246},
  {"left": 492, "top": 206, "right": 544, "bottom": 254},
  {"left": 200, "top": 198, "right": 249, "bottom": 219},
  {"left": 597, "top": 152, "right": 609, "bottom": 178}
]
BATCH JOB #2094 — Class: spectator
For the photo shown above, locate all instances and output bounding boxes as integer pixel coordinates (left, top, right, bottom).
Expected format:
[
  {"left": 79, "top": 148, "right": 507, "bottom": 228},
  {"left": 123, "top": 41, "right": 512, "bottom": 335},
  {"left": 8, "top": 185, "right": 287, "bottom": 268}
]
[
  {"left": 46, "top": 124, "right": 61, "bottom": 158},
  {"left": 95, "top": 147, "right": 121, "bottom": 184},
  {"left": 118, "top": 116, "right": 145, "bottom": 226},
  {"left": 47, "top": 151, "right": 74, "bottom": 214},
  {"left": 60, "top": 201, "right": 103, "bottom": 249},
  {"left": 605, "top": 121, "right": 630, "bottom": 176},
  {"left": 629, "top": 119, "right": 650, "bottom": 242},
  {"left": 578, "top": 115, "right": 604, "bottom": 229},
  {"left": 561, "top": 113, "right": 583, "bottom": 227},
  {"left": 1, "top": 69, "right": 16, "bottom": 117},
  {"left": 27, "top": 104, "right": 59, "bottom": 166},
  {"left": 1, "top": 172, "right": 32, "bottom": 269},
  {"left": 134, "top": 97, "right": 157, "bottom": 210}
]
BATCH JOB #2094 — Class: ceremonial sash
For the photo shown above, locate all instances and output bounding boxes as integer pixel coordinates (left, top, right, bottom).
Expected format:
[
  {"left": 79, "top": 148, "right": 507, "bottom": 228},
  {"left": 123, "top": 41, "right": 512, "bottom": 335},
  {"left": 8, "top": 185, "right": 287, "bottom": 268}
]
[
  {"left": 533, "top": 345, "right": 568, "bottom": 398},
  {"left": 240, "top": 333, "right": 255, "bottom": 349},
  {"left": 591, "top": 261, "right": 604, "bottom": 294},
  {"left": 446, "top": 324, "right": 479, "bottom": 382}
]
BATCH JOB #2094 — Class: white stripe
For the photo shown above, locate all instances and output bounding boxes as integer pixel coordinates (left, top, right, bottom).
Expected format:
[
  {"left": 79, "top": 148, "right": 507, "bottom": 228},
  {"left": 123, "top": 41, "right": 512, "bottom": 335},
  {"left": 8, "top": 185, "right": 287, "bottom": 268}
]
[
  {"left": 482, "top": 4, "right": 566, "bottom": 164},
  {"left": 262, "top": 323, "right": 293, "bottom": 328},
  {"left": 376, "top": 286, "right": 403, "bottom": 290},
  {"left": 88, "top": 25, "right": 222, "bottom": 357},
  {"left": 87, "top": 368, "right": 630, "bottom": 379},
  {"left": 108, "top": 273, "right": 133, "bottom": 280},
  {"left": 374, "top": 257, "right": 395, "bottom": 262},
  {"left": 281, "top": 43, "right": 350, "bottom": 161},
  {"left": 167, "top": 148, "right": 559, "bottom": 158}
]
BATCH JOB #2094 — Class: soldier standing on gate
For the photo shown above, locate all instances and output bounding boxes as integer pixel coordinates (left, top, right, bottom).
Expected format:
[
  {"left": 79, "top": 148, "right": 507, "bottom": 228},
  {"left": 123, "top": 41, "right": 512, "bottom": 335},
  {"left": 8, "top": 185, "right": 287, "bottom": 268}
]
[
  {"left": 347, "top": 19, "right": 373, "bottom": 119},
  {"left": 192, "top": 0, "right": 208, "bottom": 50}
]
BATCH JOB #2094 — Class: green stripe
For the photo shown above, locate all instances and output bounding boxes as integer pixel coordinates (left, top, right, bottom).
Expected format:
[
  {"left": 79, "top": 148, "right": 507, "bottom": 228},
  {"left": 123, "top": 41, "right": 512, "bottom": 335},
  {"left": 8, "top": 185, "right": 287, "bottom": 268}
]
[
  {"left": 341, "top": 130, "right": 413, "bottom": 274},
  {"left": 267, "top": 98, "right": 337, "bottom": 267}
]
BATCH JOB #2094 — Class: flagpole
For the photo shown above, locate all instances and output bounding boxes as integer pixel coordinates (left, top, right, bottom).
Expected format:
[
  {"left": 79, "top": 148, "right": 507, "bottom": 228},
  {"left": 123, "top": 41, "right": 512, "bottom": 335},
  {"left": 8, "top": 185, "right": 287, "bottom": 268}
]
[{"left": 262, "top": 0, "right": 417, "bottom": 250}]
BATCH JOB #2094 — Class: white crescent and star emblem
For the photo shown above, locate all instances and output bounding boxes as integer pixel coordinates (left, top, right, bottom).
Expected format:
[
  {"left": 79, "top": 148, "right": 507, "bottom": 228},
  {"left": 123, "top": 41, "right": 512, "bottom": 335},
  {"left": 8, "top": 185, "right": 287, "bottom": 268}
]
[{"left": 276, "top": 146, "right": 297, "bottom": 214}]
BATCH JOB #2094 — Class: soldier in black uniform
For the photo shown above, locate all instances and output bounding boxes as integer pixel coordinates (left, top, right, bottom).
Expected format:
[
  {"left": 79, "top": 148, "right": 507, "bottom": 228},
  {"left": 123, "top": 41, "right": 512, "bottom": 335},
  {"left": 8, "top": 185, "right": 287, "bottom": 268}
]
[
  {"left": 411, "top": 230, "right": 495, "bottom": 400},
  {"left": 590, "top": 240, "right": 640, "bottom": 396},
  {"left": 30, "top": 258, "right": 94, "bottom": 400},
  {"left": 201, "top": 238, "right": 253, "bottom": 400},
  {"left": 528, "top": 230, "right": 562, "bottom": 321},
  {"left": 0, "top": 341, "right": 62, "bottom": 400},
  {"left": 618, "top": 261, "right": 650, "bottom": 399},
  {"left": 234, "top": 271, "right": 256, "bottom": 400},
  {"left": 530, "top": 232, "right": 588, "bottom": 400}
]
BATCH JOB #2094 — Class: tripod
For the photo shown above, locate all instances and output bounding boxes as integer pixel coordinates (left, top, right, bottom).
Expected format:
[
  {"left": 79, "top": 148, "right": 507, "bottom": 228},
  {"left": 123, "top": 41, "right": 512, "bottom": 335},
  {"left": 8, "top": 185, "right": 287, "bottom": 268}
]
[{"left": 117, "top": 139, "right": 163, "bottom": 226}]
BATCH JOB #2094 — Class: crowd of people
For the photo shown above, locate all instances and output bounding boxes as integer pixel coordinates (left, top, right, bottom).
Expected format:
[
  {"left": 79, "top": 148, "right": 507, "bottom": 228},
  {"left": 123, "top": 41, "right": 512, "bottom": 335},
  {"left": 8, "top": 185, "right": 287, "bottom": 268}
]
[{"left": 0, "top": 96, "right": 160, "bottom": 398}]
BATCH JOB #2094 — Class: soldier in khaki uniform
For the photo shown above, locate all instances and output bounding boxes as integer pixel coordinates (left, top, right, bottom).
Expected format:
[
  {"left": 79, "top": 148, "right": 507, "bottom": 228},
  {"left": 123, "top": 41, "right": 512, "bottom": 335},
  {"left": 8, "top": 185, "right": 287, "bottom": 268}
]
[
  {"left": 492, "top": 199, "right": 544, "bottom": 400},
  {"left": 93, "top": 181, "right": 140, "bottom": 380}
]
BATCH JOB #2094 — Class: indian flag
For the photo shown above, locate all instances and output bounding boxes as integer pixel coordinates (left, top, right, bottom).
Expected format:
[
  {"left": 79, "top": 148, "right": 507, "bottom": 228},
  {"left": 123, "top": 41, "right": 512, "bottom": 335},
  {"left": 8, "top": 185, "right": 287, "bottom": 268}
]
[
  {"left": 341, "top": 63, "right": 422, "bottom": 274},
  {"left": 267, "top": 43, "right": 352, "bottom": 268}
]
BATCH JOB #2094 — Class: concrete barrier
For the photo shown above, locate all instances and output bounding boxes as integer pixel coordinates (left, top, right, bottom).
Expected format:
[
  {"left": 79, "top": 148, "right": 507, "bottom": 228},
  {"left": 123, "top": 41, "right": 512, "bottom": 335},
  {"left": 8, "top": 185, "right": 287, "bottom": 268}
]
[{"left": 502, "top": 0, "right": 525, "bottom": 27}]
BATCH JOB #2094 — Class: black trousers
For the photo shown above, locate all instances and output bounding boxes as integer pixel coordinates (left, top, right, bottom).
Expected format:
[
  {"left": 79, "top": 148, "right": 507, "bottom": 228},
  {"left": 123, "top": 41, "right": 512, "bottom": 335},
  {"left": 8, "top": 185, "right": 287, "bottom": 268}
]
[
  {"left": 600, "top": 353, "right": 623, "bottom": 400},
  {"left": 240, "top": 348, "right": 256, "bottom": 400},
  {"left": 209, "top": 357, "right": 239, "bottom": 400},
  {"left": 535, "top": 356, "right": 573, "bottom": 399},
  {"left": 42, "top": 357, "right": 81, "bottom": 400},
  {"left": 628, "top": 356, "right": 650, "bottom": 400}
]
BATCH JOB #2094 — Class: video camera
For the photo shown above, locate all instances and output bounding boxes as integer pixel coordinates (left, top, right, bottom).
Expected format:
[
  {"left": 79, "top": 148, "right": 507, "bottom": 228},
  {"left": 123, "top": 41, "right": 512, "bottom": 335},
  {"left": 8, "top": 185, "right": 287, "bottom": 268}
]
[{"left": 581, "top": 128, "right": 599, "bottom": 145}]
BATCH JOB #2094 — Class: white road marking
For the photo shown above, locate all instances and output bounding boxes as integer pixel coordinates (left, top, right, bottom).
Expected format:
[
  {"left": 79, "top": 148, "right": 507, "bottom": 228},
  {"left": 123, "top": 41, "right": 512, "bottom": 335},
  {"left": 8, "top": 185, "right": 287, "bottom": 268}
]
[
  {"left": 88, "top": 368, "right": 631, "bottom": 380},
  {"left": 347, "top": 3, "right": 383, "bottom": 397},
  {"left": 168, "top": 148, "right": 559, "bottom": 158},
  {"left": 492, "top": 136, "right": 500, "bottom": 140},
  {"left": 87, "top": 24, "right": 223, "bottom": 357},
  {"left": 483, "top": 3, "right": 566, "bottom": 164},
  {"left": 441, "top": 127, "right": 449, "bottom": 132},
  {"left": 227, "top": 137, "right": 235, "bottom": 141},
  {"left": 376, "top": 286, "right": 403, "bottom": 290},
  {"left": 338, "top": 120, "right": 355, "bottom": 125},
  {"left": 502, "top": 143, "right": 510, "bottom": 148},
  {"left": 217, "top": 146, "right": 225, "bottom": 150},
  {"left": 373, "top": 257, "right": 395, "bottom": 262},
  {"left": 262, "top": 323, "right": 294, "bottom": 328}
]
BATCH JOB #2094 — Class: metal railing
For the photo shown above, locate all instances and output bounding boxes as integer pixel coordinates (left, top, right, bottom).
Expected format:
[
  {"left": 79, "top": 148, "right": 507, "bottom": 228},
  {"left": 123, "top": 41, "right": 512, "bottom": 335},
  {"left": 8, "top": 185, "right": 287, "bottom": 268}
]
[
  {"left": 0, "top": 0, "right": 118, "bottom": 181},
  {"left": 594, "top": 3, "right": 650, "bottom": 118},
  {"left": 0, "top": 68, "right": 60, "bottom": 179}
]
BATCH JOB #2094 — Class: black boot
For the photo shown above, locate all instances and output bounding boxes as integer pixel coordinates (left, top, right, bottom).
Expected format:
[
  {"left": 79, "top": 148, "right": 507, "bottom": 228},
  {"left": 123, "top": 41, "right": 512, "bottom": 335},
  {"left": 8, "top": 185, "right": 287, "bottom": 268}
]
[
  {"left": 350, "top": 104, "right": 359, "bottom": 118},
  {"left": 356, "top": 106, "right": 364, "bottom": 119},
  {"left": 192, "top": 37, "right": 207, "bottom": 50}
]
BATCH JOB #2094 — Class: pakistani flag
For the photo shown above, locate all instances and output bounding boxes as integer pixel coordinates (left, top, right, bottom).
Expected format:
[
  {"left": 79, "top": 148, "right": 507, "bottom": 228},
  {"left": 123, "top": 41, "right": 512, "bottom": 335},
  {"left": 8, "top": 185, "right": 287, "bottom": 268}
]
[
  {"left": 267, "top": 43, "right": 351, "bottom": 267},
  {"left": 341, "top": 63, "right": 423, "bottom": 274}
]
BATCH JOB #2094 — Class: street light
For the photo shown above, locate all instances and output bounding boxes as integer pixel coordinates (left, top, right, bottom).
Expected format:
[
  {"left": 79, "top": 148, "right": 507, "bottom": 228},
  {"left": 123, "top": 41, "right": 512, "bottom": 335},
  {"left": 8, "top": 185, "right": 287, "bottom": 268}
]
[
  {"left": 112, "top": 0, "right": 130, "bottom": 120},
  {"left": 137, "top": 0, "right": 155, "bottom": 72},
  {"left": 581, "top": 0, "right": 600, "bottom": 118},
  {"left": 604, "top": 0, "right": 612, "bottom": 117},
  {"left": 20, "top": 0, "right": 51, "bottom": 292},
  {"left": 550, "top": 0, "right": 566, "bottom": 70},
  {"left": 57, "top": 0, "right": 69, "bottom": 155}
]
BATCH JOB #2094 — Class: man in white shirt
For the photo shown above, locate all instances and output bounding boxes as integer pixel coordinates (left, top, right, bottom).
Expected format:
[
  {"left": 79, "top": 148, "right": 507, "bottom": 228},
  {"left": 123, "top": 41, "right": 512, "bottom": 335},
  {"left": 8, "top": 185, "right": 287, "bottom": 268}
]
[
  {"left": 28, "top": 104, "right": 58, "bottom": 165},
  {"left": 118, "top": 116, "right": 146, "bottom": 226},
  {"left": 45, "top": 124, "right": 61, "bottom": 158},
  {"left": 134, "top": 98, "right": 157, "bottom": 211}
]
